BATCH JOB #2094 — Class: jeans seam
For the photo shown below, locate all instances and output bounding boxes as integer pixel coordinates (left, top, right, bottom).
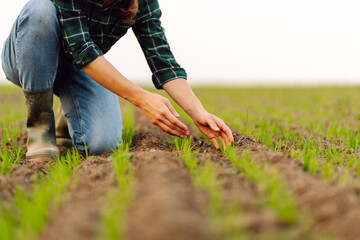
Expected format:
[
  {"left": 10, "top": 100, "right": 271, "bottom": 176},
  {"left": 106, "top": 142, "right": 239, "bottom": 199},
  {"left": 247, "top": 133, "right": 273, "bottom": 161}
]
[{"left": 68, "top": 83, "right": 86, "bottom": 150}]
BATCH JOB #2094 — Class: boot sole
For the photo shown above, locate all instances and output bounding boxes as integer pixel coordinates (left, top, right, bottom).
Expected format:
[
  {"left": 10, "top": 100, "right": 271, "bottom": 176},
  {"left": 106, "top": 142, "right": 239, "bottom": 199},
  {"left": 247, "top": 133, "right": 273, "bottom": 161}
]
[
  {"left": 27, "top": 157, "right": 56, "bottom": 163},
  {"left": 26, "top": 148, "right": 60, "bottom": 161}
]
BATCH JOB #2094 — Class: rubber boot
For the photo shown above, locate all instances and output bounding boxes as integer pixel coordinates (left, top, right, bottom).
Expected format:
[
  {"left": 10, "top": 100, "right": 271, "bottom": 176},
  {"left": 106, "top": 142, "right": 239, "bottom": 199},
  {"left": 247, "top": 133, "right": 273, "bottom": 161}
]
[
  {"left": 55, "top": 106, "right": 73, "bottom": 148},
  {"left": 24, "top": 87, "right": 60, "bottom": 163}
]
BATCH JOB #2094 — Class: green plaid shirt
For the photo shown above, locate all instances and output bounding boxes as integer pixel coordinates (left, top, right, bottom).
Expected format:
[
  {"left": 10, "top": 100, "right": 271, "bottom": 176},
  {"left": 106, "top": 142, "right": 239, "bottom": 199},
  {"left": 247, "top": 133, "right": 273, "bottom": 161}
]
[{"left": 50, "top": 0, "right": 187, "bottom": 89}]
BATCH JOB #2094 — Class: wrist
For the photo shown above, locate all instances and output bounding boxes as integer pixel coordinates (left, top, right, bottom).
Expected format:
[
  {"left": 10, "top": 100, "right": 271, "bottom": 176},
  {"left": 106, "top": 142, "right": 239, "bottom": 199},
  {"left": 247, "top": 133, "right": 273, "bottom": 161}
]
[
  {"left": 185, "top": 103, "right": 206, "bottom": 119},
  {"left": 123, "top": 86, "right": 150, "bottom": 108}
]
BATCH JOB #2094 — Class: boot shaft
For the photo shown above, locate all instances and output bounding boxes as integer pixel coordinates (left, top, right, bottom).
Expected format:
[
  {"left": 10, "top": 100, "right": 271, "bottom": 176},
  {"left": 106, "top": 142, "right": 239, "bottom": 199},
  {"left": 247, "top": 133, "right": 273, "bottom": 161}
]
[
  {"left": 23, "top": 87, "right": 59, "bottom": 161},
  {"left": 24, "top": 87, "right": 54, "bottom": 128}
]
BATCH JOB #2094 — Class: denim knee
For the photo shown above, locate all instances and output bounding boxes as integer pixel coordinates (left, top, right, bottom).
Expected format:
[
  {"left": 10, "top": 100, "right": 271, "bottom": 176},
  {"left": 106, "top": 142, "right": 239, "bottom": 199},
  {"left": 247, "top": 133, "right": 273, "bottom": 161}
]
[
  {"left": 20, "top": 0, "right": 59, "bottom": 40},
  {"left": 75, "top": 130, "right": 123, "bottom": 155},
  {"left": 13, "top": 0, "right": 61, "bottom": 91}
]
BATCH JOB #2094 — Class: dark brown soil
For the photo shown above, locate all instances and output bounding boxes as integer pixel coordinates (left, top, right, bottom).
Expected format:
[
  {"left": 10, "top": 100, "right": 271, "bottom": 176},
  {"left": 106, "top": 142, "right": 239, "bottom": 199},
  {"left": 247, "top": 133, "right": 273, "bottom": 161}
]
[
  {"left": 129, "top": 108, "right": 302, "bottom": 239},
  {"left": 40, "top": 156, "right": 117, "bottom": 240},
  {"left": 232, "top": 131, "right": 360, "bottom": 240},
  {"left": 0, "top": 160, "right": 48, "bottom": 199},
  {"left": 127, "top": 151, "right": 214, "bottom": 240},
  {"left": 198, "top": 153, "right": 289, "bottom": 235},
  {"left": 2, "top": 94, "right": 360, "bottom": 240}
]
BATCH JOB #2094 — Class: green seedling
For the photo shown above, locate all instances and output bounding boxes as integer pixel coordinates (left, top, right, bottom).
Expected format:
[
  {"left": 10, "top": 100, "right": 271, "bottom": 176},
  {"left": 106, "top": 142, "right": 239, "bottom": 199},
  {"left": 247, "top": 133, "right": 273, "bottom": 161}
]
[
  {"left": 0, "top": 142, "right": 25, "bottom": 174},
  {"left": 171, "top": 135, "right": 247, "bottom": 239},
  {"left": 100, "top": 148, "right": 134, "bottom": 240},
  {"left": 224, "top": 146, "right": 299, "bottom": 224},
  {"left": 171, "top": 136, "right": 198, "bottom": 173},
  {"left": 96, "top": 102, "right": 135, "bottom": 240},
  {"left": 0, "top": 147, "right": 84, "bottom": 240}
]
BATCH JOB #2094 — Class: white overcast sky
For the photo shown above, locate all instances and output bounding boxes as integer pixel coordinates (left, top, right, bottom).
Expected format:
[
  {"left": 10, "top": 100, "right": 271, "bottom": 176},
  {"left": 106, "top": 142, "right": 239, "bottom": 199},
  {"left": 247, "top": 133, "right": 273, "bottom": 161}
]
[{"left": 0, "top": 0, "right": 360, "bottom": 86}]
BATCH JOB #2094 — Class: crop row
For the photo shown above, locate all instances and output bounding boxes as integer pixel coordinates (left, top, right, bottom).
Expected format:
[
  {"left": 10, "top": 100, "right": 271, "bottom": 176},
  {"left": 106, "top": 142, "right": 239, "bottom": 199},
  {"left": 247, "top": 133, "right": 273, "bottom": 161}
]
[
  {"left": 169, "top": 135, "right": 331, "bottom": 239},
  {"left": 0, "top": 148, "right": 85, "bottom": 240},
  {"left": 158, "top": 88, "right": 360, "bottom": 182}
]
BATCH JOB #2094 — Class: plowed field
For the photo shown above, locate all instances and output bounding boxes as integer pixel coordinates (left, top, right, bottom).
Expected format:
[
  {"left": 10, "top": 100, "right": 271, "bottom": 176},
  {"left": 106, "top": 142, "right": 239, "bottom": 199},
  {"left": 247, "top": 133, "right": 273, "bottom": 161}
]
[{"left": 1, "top": 86, "right": 360, "bottom": 240}]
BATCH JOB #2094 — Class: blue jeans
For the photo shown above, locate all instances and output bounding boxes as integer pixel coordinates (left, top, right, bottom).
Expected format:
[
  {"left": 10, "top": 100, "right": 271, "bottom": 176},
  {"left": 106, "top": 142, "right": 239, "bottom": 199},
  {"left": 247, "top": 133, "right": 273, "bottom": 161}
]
[{"left": 1, "top": 0, "right": 123, "bottom": 155}]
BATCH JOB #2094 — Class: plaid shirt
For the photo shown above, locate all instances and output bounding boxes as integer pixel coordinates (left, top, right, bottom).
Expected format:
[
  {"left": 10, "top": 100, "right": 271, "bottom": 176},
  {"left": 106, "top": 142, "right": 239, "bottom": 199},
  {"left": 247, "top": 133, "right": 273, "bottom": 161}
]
[{"left": 50, "top": 0, "right": 187, "bottom": 89}]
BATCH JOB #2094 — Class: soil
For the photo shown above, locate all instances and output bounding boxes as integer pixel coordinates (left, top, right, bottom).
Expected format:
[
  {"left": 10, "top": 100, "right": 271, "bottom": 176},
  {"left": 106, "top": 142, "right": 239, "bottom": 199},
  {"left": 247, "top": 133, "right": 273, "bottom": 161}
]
[
  {"left": 40, "top": 156, "right": 117, "bottom": 240},
  {"left": 127, "top": 151, "right": 214, "bottom": 240},
  {"left": 0, "top": 159, "right": 48, "bottom": 199},
  {"left": 2, "top": 95, "right": 360, "bottom": 240},
  {"left": 128, "top": 108, "right": 301, "bottom": 239},
  {"left": 232, "top": 131, "right": 360, "bottom": 240}
]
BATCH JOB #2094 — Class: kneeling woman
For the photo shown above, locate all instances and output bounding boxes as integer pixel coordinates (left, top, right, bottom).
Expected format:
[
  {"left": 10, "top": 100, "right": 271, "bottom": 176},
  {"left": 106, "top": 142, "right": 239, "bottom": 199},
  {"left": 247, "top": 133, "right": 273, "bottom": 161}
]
[{"left": 1, "top": 0, "right": 234, "bottom": 162}]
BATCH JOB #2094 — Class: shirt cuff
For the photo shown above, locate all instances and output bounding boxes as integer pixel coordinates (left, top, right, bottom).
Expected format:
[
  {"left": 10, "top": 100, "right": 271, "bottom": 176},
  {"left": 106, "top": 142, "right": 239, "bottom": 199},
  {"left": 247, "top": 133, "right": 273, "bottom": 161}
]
[
  {"left": 72, "top": 43, "right": 103, "bottom": 69},
  {"left": 152, "top": 67, "right": 188, "bottom": 89}
]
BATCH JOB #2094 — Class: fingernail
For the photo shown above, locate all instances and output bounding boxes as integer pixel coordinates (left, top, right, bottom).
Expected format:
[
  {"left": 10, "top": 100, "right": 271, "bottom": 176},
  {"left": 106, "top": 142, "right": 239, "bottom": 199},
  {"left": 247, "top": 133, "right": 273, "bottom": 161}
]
[
  {"left": 175, "top": 112, "right": 180, "bottom": 117},
  {"left": 215, "top": 127, "right": 220, "bottom": 131}
]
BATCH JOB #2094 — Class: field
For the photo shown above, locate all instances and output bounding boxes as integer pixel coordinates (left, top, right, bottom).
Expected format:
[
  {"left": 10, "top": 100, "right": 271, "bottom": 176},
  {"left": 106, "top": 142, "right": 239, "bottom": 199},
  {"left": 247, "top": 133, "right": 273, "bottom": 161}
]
[{"left": 1, "top": 85, "right": 360, "bottom": 240}]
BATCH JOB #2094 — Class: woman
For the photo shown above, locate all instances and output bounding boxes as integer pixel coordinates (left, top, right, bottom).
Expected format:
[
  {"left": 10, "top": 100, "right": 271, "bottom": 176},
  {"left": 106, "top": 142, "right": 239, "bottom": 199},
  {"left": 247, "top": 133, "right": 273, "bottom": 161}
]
[{"left": 1, "top": 0, "right": 234, "bottom": 162}]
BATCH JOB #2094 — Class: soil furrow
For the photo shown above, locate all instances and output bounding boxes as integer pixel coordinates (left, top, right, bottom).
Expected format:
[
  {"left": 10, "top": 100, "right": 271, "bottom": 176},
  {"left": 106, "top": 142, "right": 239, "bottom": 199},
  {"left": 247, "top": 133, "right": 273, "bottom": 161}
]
[
  {"left": 232, "top": 131, "right": 360, "bottom": 240},
  {"left": 127, "top": 151, "right": 214, "bottom": 240},
  {"left": 131, "top": 108, "right": 294, "bottom": 239},
  {"left": 196, "top": 152, "right": 291, "bottom": 238},
  {"left": 0, "top": 160, "right": 47, "bottom": 199},
  {"left": 40, "top": 156, "right": 117, "bottom": 240},
  {"left": 128, "top": 108, "right": 214, "bottom": 240}
]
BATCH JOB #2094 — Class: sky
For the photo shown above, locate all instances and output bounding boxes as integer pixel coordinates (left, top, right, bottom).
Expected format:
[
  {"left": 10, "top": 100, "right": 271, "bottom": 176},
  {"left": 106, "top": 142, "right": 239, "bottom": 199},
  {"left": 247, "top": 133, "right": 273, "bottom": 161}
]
[{"left": 0, "top": 0, "right": 360, "bottom": 87}]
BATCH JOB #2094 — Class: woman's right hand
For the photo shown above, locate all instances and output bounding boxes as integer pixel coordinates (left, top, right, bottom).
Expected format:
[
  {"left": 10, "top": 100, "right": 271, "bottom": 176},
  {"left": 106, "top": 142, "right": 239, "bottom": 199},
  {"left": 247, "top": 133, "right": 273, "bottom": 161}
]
[{"left": 138, "top": 92, "right": 190, "bottom": 138}]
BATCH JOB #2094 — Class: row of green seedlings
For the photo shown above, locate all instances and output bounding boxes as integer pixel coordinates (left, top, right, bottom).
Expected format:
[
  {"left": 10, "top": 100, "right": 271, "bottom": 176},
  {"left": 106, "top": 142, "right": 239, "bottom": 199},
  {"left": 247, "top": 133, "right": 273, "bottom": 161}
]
[
  {"left": 196, "top": 87, "right": 360, "bottom": 148},
  {"left": 253, "top": 120, "right": 359, "bottom": 180},
  {"left": 0, "top": 126, "right": 25, "bottom": 175},
  {"left": 204, "top": 100, "right": 359, "bottom": 180},
  {"left": 96, "top": 104, "right": 136, "bottom": 240},
  {"left": 0, "top": 147, "right": 86, "bottom": 240},
  {"left": 251, "top": 120, "right": 356, "bottom": 179},
  {"left": 170, "top": 136, "right": 307, "bottom": 239},
  {"left": 219, "top": 144, "right": 300, "bottom": 225},
  {"left": 195, "top": 88, "right": 360, "bottom": 178},
  {"left": 164, "top": 92, "right": 339, "bottom": 180},
  {"left": 199, "top": 87, "right": 360, "bottom": 137},
  {"left": 170, "top": 136, "right": 247, "bottom": 239},
  {"left": 217, "top": 140, "right": 335, "bottom": 239}
]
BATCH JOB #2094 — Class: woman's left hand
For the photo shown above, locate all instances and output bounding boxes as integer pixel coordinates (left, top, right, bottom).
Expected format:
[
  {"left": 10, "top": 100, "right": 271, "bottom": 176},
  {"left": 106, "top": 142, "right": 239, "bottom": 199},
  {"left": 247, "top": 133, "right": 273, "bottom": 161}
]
[{"left": 191, "top": 109, "right": 234, "bottom": 150}]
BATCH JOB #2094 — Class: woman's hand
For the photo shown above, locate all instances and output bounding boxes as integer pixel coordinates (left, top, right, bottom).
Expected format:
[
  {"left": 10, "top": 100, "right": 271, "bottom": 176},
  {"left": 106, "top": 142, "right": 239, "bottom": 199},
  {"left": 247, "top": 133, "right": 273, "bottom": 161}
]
[
  {"left": 191, "top": 109, "right": 234, "bottom": 150},
  {"left": 139, "top": 92, "right": 190, "bottom": 138}
]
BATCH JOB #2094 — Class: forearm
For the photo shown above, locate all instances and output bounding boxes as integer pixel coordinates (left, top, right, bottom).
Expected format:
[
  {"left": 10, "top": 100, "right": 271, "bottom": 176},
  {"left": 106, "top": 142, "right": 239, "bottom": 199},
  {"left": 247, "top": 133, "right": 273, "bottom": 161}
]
[
  {"left": 82, "top": 56, "right": 147, "bottom": 107},
  {"left": 162, "top": 79, "right": 205, "bottom": 118}
]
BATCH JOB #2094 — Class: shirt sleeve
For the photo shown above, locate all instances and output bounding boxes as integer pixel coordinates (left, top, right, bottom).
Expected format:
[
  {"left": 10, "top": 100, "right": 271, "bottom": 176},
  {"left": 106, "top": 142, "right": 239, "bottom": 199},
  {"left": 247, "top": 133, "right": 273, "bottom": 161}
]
[
  {"left": 132, "top": 0, "right": 187, "bottom": 89},
  {"left": 51, "top": 0, "right": 103, "bottom": 68}
]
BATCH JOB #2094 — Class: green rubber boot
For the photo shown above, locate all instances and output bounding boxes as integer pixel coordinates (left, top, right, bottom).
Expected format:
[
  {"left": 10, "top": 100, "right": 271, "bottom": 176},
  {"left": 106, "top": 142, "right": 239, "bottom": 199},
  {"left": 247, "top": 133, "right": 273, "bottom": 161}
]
[
  {"left": 24, "top": 87, "right": 60, "bottom": 163},
  {"left": 55, "top": 106, "right": 73, "bottom": 148}
]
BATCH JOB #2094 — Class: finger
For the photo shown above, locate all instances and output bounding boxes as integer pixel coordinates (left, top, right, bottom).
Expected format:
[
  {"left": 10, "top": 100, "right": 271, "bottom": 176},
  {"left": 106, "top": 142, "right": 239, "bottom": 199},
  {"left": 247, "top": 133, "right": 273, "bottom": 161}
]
[
  {"left": 159, "top": 117, "right": 189, "bottom": 136},
  {"left": 163, "top": 98, "right": 180, "bottom": 118},
  {"left": 220, "top": 132, "right": 230, "bottom": 148},
  {"left": 222, "top": 131, "right": 231, "bottom": 146},
  {"left": 207, "top": 116, "right": 221, "bottom": 132},
  {"left": 155, "top": 122, "right": 185, "bottom": 138},
  {"left": 162, "top": 107, "right": 189, "bottom": 133},
  {"left": 212, "top": 115, "right": 234, "bottom": 143},
  {"left": 211, "top": 138, "right": 220, "bottom": 150}
]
